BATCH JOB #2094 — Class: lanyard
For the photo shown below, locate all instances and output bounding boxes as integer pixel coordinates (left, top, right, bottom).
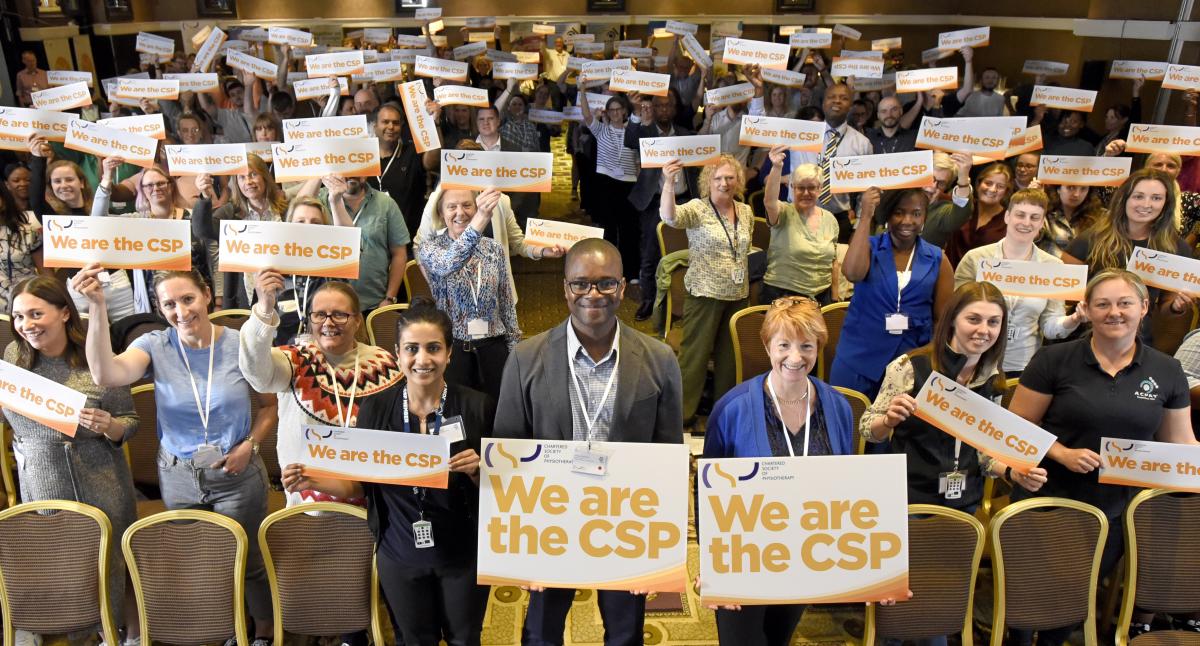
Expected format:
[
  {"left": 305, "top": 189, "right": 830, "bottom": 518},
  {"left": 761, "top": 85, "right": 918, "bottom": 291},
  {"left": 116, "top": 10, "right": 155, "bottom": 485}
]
[
  {"left": 895, "top": 242, "right": 916, "bottom": 313},
  {"left": 708, "top": 199, "right": 740, "bottom": 262},
  {"left": 375, "top": 145, "right": 400, "bottom": 187},
  {"left": 569, "top": 349, "right": 619, "bottom": 441},
  {"left": 176, "top": 326, "right": 219, "bottom": 444},
  {"left": 295, "top": 276, "right": 313, "bottom": 337},
  {"left": 347, "top": 195, "right": 369, "bottom": 226},
  {"left": 468, "top": 261, "right": 483, "bottom": 315},
  {"left": 326, "top": 345, "right": 361, "bottom": 428},
  {"left": 402, "top": 383, "right": 448, "bottom": 436},
  {"left": 952, "top": 438, "right": 962, "bottom": 472},
  {"left": 766, "top": 374, "right": 812, "bottom": 457}
]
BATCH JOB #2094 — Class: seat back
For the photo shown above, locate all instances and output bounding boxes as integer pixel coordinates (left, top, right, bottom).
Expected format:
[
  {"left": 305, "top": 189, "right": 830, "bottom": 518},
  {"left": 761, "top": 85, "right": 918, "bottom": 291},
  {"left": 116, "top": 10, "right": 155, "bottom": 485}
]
[
  {"left": 210, "top": 308, "right": 252, "bottom": 331},
  {"left": 748, "top": 189, "right": 766, "bottom": 219},
  {"left": 832, "top": 386, "right": 871, "bottom": 455},
  {"left": 1151, "top": 302, "right": 1198, "bottom": 355},
  {"left": 404, "top": 260, "right": 432, "bottom": 303},
  {"left": 260, "top": 503, "right": 381, "bottom": 642},
  {"left": 1117, "top": 490, "right": 1200, "bottom": 645},
  {"left": 127, "top": 385, "right": 161, "bottom": 490},
  {"left": 0, "top": 314, "right": 14, "bottom": 354},
  {"left": 990, "top": 498, "right": 1107, "bottom": 646},
  {"left": 365, "top": 303, "right": 410, "bottom": 352},
  {"left": 820, "top": 301, "right": 849, "bottom": 380},
  {"left": 752, "top": 216, "right": 770, "bottom": 251},
  {"left": 121, "top": 319, "right": 168, "bottom": 353},
  {"left": 658, "top": 221, "right": 689, "bottom": 257},
  {"left": 867, "top": 505, "right": 985, "bottom": 644},
  {"left": 124, "top": 510, "right": 248, "bottom": 645},
  {"left": 0, "top": 502, "right": 118, "bottom": 643},
  {"left": 1001, "top": 376, "right": 1021, "bottom": 409},
  {"left": 664, "top": 264, "right": 689, "bottom": 351},
  {"left": 729, "top": 305, "right": 770, "bottom": 384}
]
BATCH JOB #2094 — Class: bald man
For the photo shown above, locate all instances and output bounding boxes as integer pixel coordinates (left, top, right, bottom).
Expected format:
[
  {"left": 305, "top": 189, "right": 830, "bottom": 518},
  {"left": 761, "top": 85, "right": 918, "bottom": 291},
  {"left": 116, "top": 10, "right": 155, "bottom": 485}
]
[{"left": 865, "top": 96, "right": 919, "bottom": 155}]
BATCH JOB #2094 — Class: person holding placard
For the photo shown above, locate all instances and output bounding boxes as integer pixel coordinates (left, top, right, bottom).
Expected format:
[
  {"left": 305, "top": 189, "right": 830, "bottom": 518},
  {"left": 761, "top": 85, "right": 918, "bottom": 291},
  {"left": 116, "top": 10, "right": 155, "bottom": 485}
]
[
  {"left": 494, "top": 238, "right": 683, "bottom": 646},
  {"left": 866, "top": 96, "right": 920, "bottom": 155},
  {"left": 1009, "top": 270, "right": 1197, "bottom": 644},
  {"left": 833, "top": 187, "right": 955, "bottom": 398},
  {"left": 4, "top": 162, "right": 31, "bottom": 213},
  {"left": 954, "top": 189, "right": 1085, "bottom": 375},
  {"left": 700, "top": 65, "right": 764, "bottom": 173},
  {"left": 73, "top": 267, "right": 280, "bottom": 645},
  {"left": 579, "top": 86, "right": 642, "bottom": 281},
  {"left": 197, "top": 69, "right": 257, "bottom": 144},
  {"left": 0, "top": 180, "right": 41, "bottom": 316},
  {"left": 701, "top": 296, "right": 856, "bottom": 646},
  {"left": 1012, "top": 153, "right": 1040, "bottom": 192},
  {"left": 1094, "top": 79, "right": 1142, "bottom": 156},
  {"left": 761, "top": 148, "right": 840, "bottom": 305},
  {"left": 418, "top": 187, "right": 519, "bottom": 402},
  {"left": 954, "top": 48, "right": 1006, "bottom": 118},
  {"left": 1040, "top": 183, "right": 1107, "bottom": 258},
  {"left": 863, "top": 281, "right": 1047, "bottom": 516},
  {"left": 369, "top": 102, "right": 433, "bottom": 239},
  {"left": 282, "top": 298, "right": 491, "bottom": 646},
  {"left": 4, "top": 276, "right": 141, "bottom": 645},
  {"left": 494, "top": 81, "right": 546, "bottom": 226},
  {"left": 944, "top": 162, "right": 1014, "bottom": 267},
  {"left": 26, "top": 134, "right": 93, "bottom": 220},
  {"left": 266, "top": 197, "right": 336, "bottom": 346}
]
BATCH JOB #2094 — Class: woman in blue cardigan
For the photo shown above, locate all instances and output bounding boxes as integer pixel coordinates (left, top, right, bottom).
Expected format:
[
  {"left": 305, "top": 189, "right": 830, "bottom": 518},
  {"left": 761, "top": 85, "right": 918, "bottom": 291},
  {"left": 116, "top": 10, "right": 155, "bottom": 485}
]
[{"left": 701, "top": 296, "right": 855, "bottom": 646}]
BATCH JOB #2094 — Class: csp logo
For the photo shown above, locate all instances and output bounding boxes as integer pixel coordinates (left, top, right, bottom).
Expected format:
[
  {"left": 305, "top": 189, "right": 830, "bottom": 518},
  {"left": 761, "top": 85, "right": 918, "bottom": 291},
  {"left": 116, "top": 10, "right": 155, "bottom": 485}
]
[
  {"left": 701, "top": 462, "right": 759, "bottom": 489},
  {"left": 1132, "top": 248, "right": 1157, "bottom": 261},
  {"left": 1104, "top": 440, "right": 1136, "bottom": 453},
  {"left": 443, "top": 151, "right": 475, "bottom": 163},
  {"left": 46, "top": 218, "right": 80, "bottom": 233},
  {"left": 484, "top": 442, "right": 542, "bottom": 469},
  {"left": 930, "top": 374, "right": 958, "bottom": 393},
  {"left": 304, "top": 427, "right": 334, "bottom": 441},
  {"left": 831, "top": 158, "right": 863, "bottom": 171},
  {"left": 222, "top": 222, "right": 250, "bottom": 237}
]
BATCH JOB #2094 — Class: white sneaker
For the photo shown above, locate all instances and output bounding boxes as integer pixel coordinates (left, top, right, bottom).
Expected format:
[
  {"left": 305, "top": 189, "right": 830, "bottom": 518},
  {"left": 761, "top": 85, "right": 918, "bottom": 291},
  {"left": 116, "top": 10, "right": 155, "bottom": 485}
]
[{"left": 14, "top": 630, "right": 43, "bottom": 646}]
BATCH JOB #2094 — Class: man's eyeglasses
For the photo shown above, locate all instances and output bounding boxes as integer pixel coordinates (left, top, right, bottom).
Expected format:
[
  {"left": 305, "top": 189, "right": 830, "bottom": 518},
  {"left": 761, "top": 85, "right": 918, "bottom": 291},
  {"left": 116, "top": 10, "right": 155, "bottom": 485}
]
[
  {"left": 309, "top": 310, "right": 353, "bottom": 324},
  {"left": 566, "top": 279, "right": 622, "bottom": 296}
]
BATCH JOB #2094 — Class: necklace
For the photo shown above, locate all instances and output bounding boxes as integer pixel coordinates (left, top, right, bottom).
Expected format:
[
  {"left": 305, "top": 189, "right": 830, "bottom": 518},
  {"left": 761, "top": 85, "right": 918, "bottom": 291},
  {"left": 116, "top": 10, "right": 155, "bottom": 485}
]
[{"left": 774, "top": 382, "right": 811, "bottom": 405}]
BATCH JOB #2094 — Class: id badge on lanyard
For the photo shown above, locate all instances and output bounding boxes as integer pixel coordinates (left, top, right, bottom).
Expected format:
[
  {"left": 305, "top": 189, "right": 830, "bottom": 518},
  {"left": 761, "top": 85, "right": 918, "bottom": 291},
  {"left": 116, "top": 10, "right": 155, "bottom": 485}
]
[
  {"left": 710, "top": 200, "right": 743, "bottom": 284},
  {"left": 179, "top": 328, "right": 221, "bottom": 468},
  {"left": 888, "top": 246, "right": 916, "bottom": 335}
]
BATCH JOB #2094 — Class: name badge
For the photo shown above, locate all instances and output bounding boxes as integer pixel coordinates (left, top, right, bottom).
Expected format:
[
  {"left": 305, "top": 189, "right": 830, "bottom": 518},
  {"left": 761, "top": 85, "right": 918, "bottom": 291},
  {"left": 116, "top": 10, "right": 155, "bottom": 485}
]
[
  {"left": 193, "top": 443, "right": 223, "bottom": 468},
  {"left": 439, "top": 415, "right": 465, "bottom": 444},
  {"left": 467, "top": 318, "right": 489, "bottom": 338},
  {"left": 571, "top": 446, "right": 609, "bottom": 476},
  {"left": 939, "top": 470, "right": 967, "bottom": 500},
  {"left": 731, "top": 267, "right": 746, "bottom": 284},
  {"left": 413, "top": 519, "right": 435, "bottom": 548},
  {"left": 884, "top": 313, "right": 909, "bottom": 335}
]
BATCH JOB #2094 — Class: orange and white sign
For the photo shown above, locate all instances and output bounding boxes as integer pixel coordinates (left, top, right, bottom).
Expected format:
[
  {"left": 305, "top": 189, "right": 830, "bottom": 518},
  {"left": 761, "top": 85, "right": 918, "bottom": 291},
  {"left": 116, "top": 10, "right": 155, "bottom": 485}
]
[
  {"left": 487, "top": 49, "right": 517, "bottom": 63},
  {"left": 640, "top": 134, "right": 721, "bottom": 168},
  {"left": 136, "top": 32, "right": 175, "bottom": 57},
  {"left": 1100, "top": 438, "right": 1200, "bottom": 493},
  {"left": 914, "top": 371, "right": 1057, "bottom": 471},
  {"left": 778, "top": 26, "right": 804, "bottom": 37},
  {"left": 609, "top": 69, "right": 670, "bottom": 96},
  {"left": 398, "top": 80, "right": 442, "bottom": 154},
  {"left": 268, "top": 26, "right": 313, "bottom": 47},
  {"left": 832, "top": 24, "right": 862, "bottom": 40},
  {"left": 761, "top": 68, "right": 805, "bottom": 87},
  {"left": 722, "top": 38, "right": 791, "bottom": 70},
  {"left": 0, "top": 107, "right": 73, "bottom": 150},
  {"left": 524, "top": 218, "right": 604, "bottom": 250},
  {"left": 292, "top": 77, "right": 342, "bottom": 101},
  {"left": 996, "top": 125, "right": 1044, "bottom": 161},
  {"left": 565, "top": 32, "right": 595, "bottom": 45},
  {"left": 115, "top": 78, "right": 179, "bottom": 101},
  {"left": 31, "top": 82, "right": 92, "bottom": 111},
  {"left": 789, "top": 32, "right": 832, "bottom": 49},
  {"left": 739, "top": 115, "right": 823, "bottom": 151},
  {"left": 841, "top": 49, "right": 883, "bottom": 60},
  {"left": 514, "top": 50, "right": 541, "bottom": 65},
  {"left": 98, "top": 114, "right": 166, "bottom": 140},
  {"left": 272, "top": 138, "right": 382, "bottom": 182},
  {"left": 478, "top": 438, "right": 689, "bottom": 592},
  {"left": 239, "top": 27, "right": 269, "bottom": 43},
  {"left": 528, "top": 108, "right": 565, "bottom": 125},
  {"left": 300, "top": 424, "right": 449, "bottom": 487},
  {"left": 434, "top": 85, "right": 490, "bottom": 108},
  {"left": 46, "top": 70, "right": 93, "bottom": 87},
  {"left": 831, "top": 57, "right": 884, "bottom": 79},
  {"left": 617, "top": 45, "right": 653, "bottom": 59},
  {"left": 681, "top": 33, "right": 713, "bottom": 68},
  {"left": 1110, "top": 60, "right": 1167, "bottom": 81},
  {"left": 193, "top": 27, "right": 227, "bottom": 73},
  {"left": 440, "top": 150, "right": 554, "bottom": 192},
  {"left": 306, "top": 51, "right": 364, "bottom": 78},
  {"left": 415, "top": 7, "right": 441, "bottom": 20},
  {"left": 581, "top": 58, "right": 633, "bottom": 82},
  {"left": 896, "top": 67, "right": 958, "bottom": 93},
  {"left": 163, "top": 72, "right": 219, "bottom": 93},
  {"left": 415, "top": 56, "right": 468, "bottom": 82},
  {"left": 829, "top": 150, "right": 935, "bottom": 194},
  {"left": 705, "top": 82, "right": 756, "bottom": 108},
  {"left": 1125, "top": 124, "right": 1200, "bottom": 156},
  {"left": 573, "top": 42, "right": 604, "bottom": 56},
  {"left": 226, "top": 49, "right": 278, "bottom": 80},
  {"left": 245, "top": 142, "right": 274, "bottom": 164},
  {"left": 1127, "top": 247, "right": 1200, "bottom": 296},
  {"left": 1023, "top": 60, "right": 1069, "bottom": 77},
  {"left": 395, "top": 34, "right": 430, "bottom": 48},
  {"left": 976, "top": 259, "right": 1088, "bottom": 300},
  {"left": 64, "top": 119, "right": 156, "bottom": 168},
  {"left": 467, "top": 32, "right": 495, "bottom": 44},
  {"left": 853, "top": 74, "right": 896, "bottom": 93},
  {"left": 43, "top": 215, "right": 191, "bottom": 272},
  {"left": 165, "top": 143, "right": 250, "bottom": 176},
  {"left": 220, "top": 220, "right": 361, "bottom": 279},
  {"left": 283, "top": 115, "right": 370, "bottom": 142},
  {"left": 465, "top": 16, "right": 496, "bottom": 29},
  {"left": 0, "top": 359, "right": 86, "bottom": 437},
  {"left": 916, "top": 116, "right": 1026, "bottom": 160},
  {"left": 938, "top": 26, "right": 989, "bottom": 49},
  {"left": 532, "top": 23, "right": 556, "bottom": 36},
  {"left": 872, "top": 37, "right": 902, "bottom": 52},
  {"left": 1030, "top": 85, "right": 1096, "bottom": 112},
  {"left": 493, "top": 62, "right": 540, "bottom": 81},
  {"left": 665, "top": 20, "right": 698, "bottom": 35},
  {"left": 1037, "top": 155, "right": 1131, "bottom": 187},
  {"left": 364, "top": 61, "right": 405, "bottom": 83},
  {"left": 453, "top": 41, "right": 487, "bottom": 61},
  {"left": 699, "top": 455, "right": 908, "bottom": 606},
  {"left": 922, "top": 47, "right": 955, "bottom": 64},
  {"left": 1163, "top": 64, "right": 1200, "bottom": 91}
]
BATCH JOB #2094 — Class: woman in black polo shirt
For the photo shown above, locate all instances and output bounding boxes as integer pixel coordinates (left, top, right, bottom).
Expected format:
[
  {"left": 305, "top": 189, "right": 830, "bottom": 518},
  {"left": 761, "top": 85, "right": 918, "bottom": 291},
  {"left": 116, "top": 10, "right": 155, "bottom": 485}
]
[
  {"left": 282, "top": 299, "right": 492, "bottom": 646},
  {"left": 1009, "top": 269, "right": 1197, "bottom": 645}
]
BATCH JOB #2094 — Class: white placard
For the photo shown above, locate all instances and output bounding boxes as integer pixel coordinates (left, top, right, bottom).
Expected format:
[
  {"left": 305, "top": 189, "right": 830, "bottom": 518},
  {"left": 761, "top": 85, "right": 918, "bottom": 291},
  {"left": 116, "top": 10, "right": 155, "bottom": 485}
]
[
  {"left": 895, "top": 67, "right": 958, "bottom": 93},
  {"left": 306, "top": 51, "right": 365, "bottom": 78},
  {"left": 790, "top": 32, "right": 832, "bottom": 49},
  {"left": 1163, "top": 64, "right": 1200, "bottom": 92},
  {"left": 43, "top": 215, "right": 191, "bottom": 273},
  {"left": 136, "top": 32, "right": 175, "bottom": 57},
  {"left": 1127, "top": 247, "right": 1200, "bottom": 296},
  {"left": 164, "top": 143, "right": 250, "bottom": 176},
  {"left": 938, "top": 26, "right": 989, "bottom": 49},
  {"left": 639, "top": 134, "right": 722, "bottom": 168},
  {"left": 493, "top": 62, "right": 540, "bottom": 81},
  {"left": 739, "top": 115, "right": 824, "bottom": 151},
  {"left": 415, "top": 56, "right": 468, "bottom": 82},
  {"left": 1030, "top": 85, "right": 1097, "bottom": 112},
  {"left": 916, "top": 116, "right": 1027, "bottom": 160},
  {"left": 760, "top": 68, "right": 806, "bottom": 88},
  {"left": 722, "top": 38, "right": 791, "bottom": 70},
  {"left": 269, "top": 27, "right": 314, "bottom": 47},
  {"left": 440, "top": 150, "right": 554, "bottom": 192},
  {"left": 1037, "top": 155, "right": 1131, "bottom": 187},
  {"left": 1100, "top": 438, "right": 1200, "bottom": 493},
  {"left": 398, "top": 80, "right": 442, "bottom": 154},
  {"left": 609, "top": 69, "right": 670, "bottom": 96},
  {"left": 0, "top": 359, "right": 86, "bottom": 437},
  {"left": 220, "top": 220, "right": 362, "bottom": 279},
  {"left": 434, "top": 85, "right": 490, "bottom": 108},
  {"left": 46, "top": 70, "right": 94, "bottom": 87},
  {"left": 828, "top": 150, "right": 935, "bottom": 194},
  {"left": 283, "top": 115, "right": 370, "bottom": 142},
  {"left": 1023, "top": 60, "right": 1070, "bottom": 76},
  {"left": 97, "top": 113, "right": 166, "bottom": 140},
  {"left": 705, "top": 82, "right": 755, "bottom": 108},
  {"left": 976, "top": 259, "right": 1088, "bottom": 300},
  {"left": 31, "top": 82, "right": 92, "bottom": 111},
  {"left": 64, "top": 119, "right": 156, "bottom": 167},
  {"left": 1110, "top": 60, "right": 1168, "bottom": 81},
  {"left": 163, "top": 72, "right": 219, "bottom": 93},
  {"left": 524, "top": 218, "right": 604, "bottom": 249},
  {"left": 831, "top": 57, "right": 883, "bottom": 79}
]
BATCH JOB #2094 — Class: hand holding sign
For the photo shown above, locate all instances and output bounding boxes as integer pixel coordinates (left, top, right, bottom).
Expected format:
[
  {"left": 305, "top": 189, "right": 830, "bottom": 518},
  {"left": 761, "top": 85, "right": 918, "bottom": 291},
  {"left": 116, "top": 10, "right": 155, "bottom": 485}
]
[
  {"left": 69, "top": 263, "right": 109, "bottom": 310},
  {"left": 254, "top": 269, "right": 286, "bottom": 312}
]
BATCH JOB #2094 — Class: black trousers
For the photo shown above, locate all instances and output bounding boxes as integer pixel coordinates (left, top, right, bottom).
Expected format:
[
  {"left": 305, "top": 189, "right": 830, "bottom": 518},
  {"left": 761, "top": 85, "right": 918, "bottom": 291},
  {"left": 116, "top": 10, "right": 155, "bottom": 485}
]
[
  {"left": 522, "top": 588, "right": 645, "bottom": 646},
  {"left": 638, "top": 201, "right": 663, "bottom": 305},
  {"left": 591, "top": 173, "right": 639, "bottom": 281},
  {"left": 377, "top": 554, "right": 489, "bottom": 646},
  {"left": 716, "top": 604, "right": 807, "bottom": 646},
  {"left": 445, "top": 336, "right": 509, "bottom": 402}
]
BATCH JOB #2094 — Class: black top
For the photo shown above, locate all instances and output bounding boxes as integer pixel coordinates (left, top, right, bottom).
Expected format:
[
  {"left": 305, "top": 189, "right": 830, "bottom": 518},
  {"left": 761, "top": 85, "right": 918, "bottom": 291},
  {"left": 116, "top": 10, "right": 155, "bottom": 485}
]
[
  {"left": 368, "top": 138, "right": 427, "bottom": 242},
  {"left": 761, "top": 379, "right": 832, "bottom": 457},
  {"left": 356, "top": 381, "right": 495, "bottom": 567},
  {"left": 28, "top": 155, "right": 86, "bottom": 222},
  {"left": 1014, "top": 336, "right": 1190, "bottom": 518},
  {"left": 866, "top": 127, "right": 918, "bottom": 155}
]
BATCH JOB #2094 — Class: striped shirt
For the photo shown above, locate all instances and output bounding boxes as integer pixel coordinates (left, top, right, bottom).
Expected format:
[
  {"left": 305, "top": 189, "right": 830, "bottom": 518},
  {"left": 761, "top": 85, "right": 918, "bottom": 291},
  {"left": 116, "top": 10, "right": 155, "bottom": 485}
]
[
  {"left": 566, "top": 322, "right": 620, "bottom": 442},
  {"left": 587, "top": 120, "right": 639, "bottom": 182},
  {"left": 417, "top": 228, "right": 521, "bottom": 349}
]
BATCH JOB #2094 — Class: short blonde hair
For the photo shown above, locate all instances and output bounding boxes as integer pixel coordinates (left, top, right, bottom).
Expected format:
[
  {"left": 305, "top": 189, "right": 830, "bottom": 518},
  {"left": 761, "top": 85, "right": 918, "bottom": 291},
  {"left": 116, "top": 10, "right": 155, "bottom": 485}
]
[
  {"left": 933, "top": 152, "right": 957, "bottom": 186},
  {"left": 760, "top": 298, "right": 828, "bottom": 351},
  {"left": 791, "top": 163, "right": 822, "bottom": 187},
  {"left": 698, "top": 154, "right": 746, "bottom": 201},
  {"left": 287, "top": 196, "right": 330, "bottom": 224},
  {"left": 1085, "top": 269, "right": 1149, "bottom": 304}
]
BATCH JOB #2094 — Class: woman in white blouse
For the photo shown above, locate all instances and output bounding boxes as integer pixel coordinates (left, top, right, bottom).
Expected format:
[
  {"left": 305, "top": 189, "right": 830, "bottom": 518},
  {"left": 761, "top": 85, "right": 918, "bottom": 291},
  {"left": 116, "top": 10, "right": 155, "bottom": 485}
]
[{"left": 579, "top": 80, "right": 641, "bottom": 280}]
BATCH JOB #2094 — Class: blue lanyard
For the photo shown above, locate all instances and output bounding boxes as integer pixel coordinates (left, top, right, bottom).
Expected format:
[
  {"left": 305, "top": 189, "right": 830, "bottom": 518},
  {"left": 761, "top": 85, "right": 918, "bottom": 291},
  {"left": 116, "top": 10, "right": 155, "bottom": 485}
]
[{"left": 401, "top": 383, "right": 447, "bottom": 436}]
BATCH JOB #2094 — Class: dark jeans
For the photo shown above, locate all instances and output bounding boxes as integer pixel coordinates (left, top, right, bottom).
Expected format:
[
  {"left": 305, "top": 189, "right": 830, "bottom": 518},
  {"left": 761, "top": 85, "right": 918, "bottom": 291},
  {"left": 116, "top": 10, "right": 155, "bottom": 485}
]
[
  {"left": 639, "top": 201, "right": 663, "bottom": 304},
  {"left": 522, "top": 588, "right": 645, "bottom": 646},
  {"left": 446, "top": 336, "right": 509, "bottom": 402},
  {"left": 591, "top": 173, "right": 639, "bottom": 281},
  {"left": 377, "top": 555, "right": 489, "bottom": 646},
  {"left": 715, "top": 604, "right": 806, "bottom": 646}
]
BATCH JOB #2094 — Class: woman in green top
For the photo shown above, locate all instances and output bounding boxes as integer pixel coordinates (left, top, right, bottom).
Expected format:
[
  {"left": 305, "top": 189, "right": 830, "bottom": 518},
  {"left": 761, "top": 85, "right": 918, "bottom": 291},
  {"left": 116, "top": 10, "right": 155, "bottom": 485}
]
[{"left": 761, "top": 145, "right": 841, "bottom": 305}]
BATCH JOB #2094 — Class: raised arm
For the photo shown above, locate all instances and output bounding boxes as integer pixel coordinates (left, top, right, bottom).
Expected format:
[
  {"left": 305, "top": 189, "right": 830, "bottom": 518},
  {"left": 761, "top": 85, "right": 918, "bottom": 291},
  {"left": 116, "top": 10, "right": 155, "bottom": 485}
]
[
  {"left": 841, "top": 186, "right": 880, "bottom": 282},
  {"left": 71, "top": 264, "right": 152, "bottom": 387},
  {"left": 763, "top": 146, "right": 787, "bottom": 226},
  {"left": 899, "top": 92, "right": 924, "bottom": 130},
  {"left": 242, "top": 269, "right": 304, "bottom": 394},
  {"left": 955, "top": 47, "right": 974, "bottom": 104}
]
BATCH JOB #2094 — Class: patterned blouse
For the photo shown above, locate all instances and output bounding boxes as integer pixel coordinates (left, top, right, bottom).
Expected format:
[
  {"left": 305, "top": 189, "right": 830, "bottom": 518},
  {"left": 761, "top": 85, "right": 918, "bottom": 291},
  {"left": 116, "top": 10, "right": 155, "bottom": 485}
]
[
  {"left": 0, "top": 218, "right": 42, "bottom": 314},
  {"left": 665, "top": 198, "right": 754, "bottom": 301},
  {"left": 501, "top": 117, "right": 541, "bottom": 153},
  {"left": 418, "top": 228, "right": 521, "bottom": 349}
]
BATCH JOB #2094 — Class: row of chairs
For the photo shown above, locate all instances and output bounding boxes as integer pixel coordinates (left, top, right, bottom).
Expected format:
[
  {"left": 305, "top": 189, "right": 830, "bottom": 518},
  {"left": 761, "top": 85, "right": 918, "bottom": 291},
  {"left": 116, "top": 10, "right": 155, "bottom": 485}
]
[{"left": 0, "top": 501, "right": 382, "bottom": 645}]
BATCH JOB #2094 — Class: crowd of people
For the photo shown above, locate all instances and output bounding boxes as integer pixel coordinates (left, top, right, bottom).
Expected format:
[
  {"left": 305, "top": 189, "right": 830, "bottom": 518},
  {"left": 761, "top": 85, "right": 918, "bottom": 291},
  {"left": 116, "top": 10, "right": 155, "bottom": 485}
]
[{"left": 5, "top": 15, "right": 1200, "bottom": 646}]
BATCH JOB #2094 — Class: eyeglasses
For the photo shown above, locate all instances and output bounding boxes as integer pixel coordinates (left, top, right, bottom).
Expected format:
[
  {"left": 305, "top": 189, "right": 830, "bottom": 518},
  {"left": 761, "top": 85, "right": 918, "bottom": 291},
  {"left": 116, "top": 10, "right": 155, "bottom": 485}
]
[
  {"left": 141, "top": 181, "right": 170, "bottom": 191},
  {"left": 308, "top": 310, "right": 354, "bottom": 324},
  {"left": 566, "top": 279, "right": 622, "bottom": 295},
  {"left": 772, "top": 296, "right": 818, "bottom": 309},
  {"left": 178, "top": 127, "right": 202, "bottom": 135},
  {"left": 792, "top": 185, "right": 819, "bottom": 194}
]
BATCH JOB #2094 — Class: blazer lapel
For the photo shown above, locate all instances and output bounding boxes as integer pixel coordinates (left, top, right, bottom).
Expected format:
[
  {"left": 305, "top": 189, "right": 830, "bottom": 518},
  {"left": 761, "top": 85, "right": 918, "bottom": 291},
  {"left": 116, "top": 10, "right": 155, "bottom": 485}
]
[
  {"left": 610, "top": 324, "right": 643, "bottom": 442},
  {"left": 547, "top": 322, "right": 575, "bottom": 441}
]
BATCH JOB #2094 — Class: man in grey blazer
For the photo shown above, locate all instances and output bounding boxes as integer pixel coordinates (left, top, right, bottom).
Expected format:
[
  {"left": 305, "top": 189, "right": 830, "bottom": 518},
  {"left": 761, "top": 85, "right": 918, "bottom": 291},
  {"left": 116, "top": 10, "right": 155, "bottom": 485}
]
[{"left": 494, "top": 238, "right": 684, "bottom": 646}]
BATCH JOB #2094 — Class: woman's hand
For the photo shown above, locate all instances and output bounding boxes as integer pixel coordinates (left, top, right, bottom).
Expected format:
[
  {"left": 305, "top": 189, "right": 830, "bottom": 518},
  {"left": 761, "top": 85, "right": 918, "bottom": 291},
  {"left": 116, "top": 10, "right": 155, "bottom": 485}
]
[
  {"left": 870, "top": 589, "right": 914, "bottom": 607},
  {"left": 216, "top": 440, "right": 253, "bottom": 475},
  {"left": 100, "top": 156, "right": 125, "bottom": 187},
  {"left": 1103, "top": 139, "right": 1126, "bottom": 157},
  {"left": 1012, "top": 466, "right": 1048, "bottom": 492},
  {"left": 767, "top": 144, "right": 787, "bottom": 168},
  {"left": 693, "top": 575, "right": 741, "bottom": 611},
  {"left": 69, "top": 263, "right": 109, "bottom": 308},
  {"left": 883, "top": 393, "right": 916, "bottom": 429},
  {"left": 425, "top": 98, "right": 442, "bottom": 120},
  {"left": 950, "top": 152, "right": 973, "bottom": 183},
  {"left": 323, "top": 174, "right": 349, "bottom": 201},
  {"left": 78, "top": 408, "right": 113, "bottom": 437},
  {"left": 540, "top": 245, "right": 567, "bottom": 259},
  {"left": 662, "top": 159, "right": 683, "bottom": 183},
  {"left": 449, "top": 448, "right": 480, "bottom": 476},
  {"left": 195, "top": 173, "right": 215, "bottom": 199},
  {"left": 1169, "top": 291, "right": 1195, "bottom": 315},
  {"left": 281, "top": 463, "right": 316, "bottom": 492},
  {"left": 859, "top": 186, "right": 882, "bottom": 222},
  {"left": 254, "top": 269, "right": 285, "bottom": 313},
  {"left": 26, "top": 133, "right": 51, "bottom": 158},
  {"left": 1053, "top": 446, "right": 1101, "bottom": 474},
  {"left": 475, "top": 187, "right": 502, "bottom": 218}
]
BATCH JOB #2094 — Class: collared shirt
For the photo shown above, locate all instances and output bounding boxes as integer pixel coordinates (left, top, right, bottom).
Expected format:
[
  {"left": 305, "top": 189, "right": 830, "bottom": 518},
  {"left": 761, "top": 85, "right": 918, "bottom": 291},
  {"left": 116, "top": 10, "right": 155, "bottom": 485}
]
[
  {"left": 476, "top": 135, "right": 503, "bottom": 152},
  {"left": 317, "top": 186, "right": 411, "bottom": 309},
  {"left": 866, "top": 126, "right": 918, "bottom": 155},
  {"left": 666, "top": 198, "right": 753, "bottom": 301},
  {"left": 16, "top": 68, "right": 48, "bottom": 106},
  {"left": 566, "top": 322, "right": 620, "bottom": 442},
  {"left": 417, "top": 228, "right": 521, "bottom": 349},
  {"left": 500, "top": 117, "right": 541, "bottom": 152}
]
